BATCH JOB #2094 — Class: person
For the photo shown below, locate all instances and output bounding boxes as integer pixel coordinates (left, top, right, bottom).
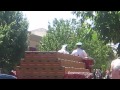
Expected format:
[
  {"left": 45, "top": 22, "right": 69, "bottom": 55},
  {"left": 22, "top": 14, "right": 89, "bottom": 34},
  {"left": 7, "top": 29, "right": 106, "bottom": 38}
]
[
  {"left": 71, "top": 42, "right": 94, "bottom": 72},
  {"left": 95, "top": 69, "right": 103, "bottom": 79},
  {"left": 105, "top": 70, "right": 110, "bottom": 79},
  {"left": 71, "top": 42, "right": 88, "bottom": 59},
  {"left": 93, "top": 69, "right": 96, "bottom": 79},
  {"left": 10, "top": 70, "right": 16, "bottom": 76},
  {"left": 110, "top": 57, "right": 120, "bottom": 79},
  {"left": 58, "top": 44, "right": 69, "bottom": 54},
  {"left": 99, "top": 68, "right": 103, "bottom": 79}
]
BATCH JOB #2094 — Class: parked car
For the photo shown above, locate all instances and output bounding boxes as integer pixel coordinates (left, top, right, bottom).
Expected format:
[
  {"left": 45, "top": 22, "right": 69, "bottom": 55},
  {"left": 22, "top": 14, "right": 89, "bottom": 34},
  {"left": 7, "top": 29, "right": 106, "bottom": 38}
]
[{"left": 0, "top": 74, "right": 17, "bottom": 79}]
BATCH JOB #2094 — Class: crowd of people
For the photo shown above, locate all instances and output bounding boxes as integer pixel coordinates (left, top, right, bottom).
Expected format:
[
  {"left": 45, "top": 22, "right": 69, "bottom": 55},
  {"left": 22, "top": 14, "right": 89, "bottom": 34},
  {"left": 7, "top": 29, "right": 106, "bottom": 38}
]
[{"left": 93, "top": 69, "right": 111, "bottom": 79}]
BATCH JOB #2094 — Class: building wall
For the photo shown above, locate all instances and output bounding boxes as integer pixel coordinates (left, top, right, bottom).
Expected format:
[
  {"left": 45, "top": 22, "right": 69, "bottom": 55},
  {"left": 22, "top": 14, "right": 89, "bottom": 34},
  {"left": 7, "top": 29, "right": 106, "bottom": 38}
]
[
  {"left": 27, "top": 28, "right": 47, "bottom": 51},
  {"left": 28, "top": 35, "right": 41, "bottom": 50},
  {"left": 29, "top": 40, "right": 39, "bottom": 47}
]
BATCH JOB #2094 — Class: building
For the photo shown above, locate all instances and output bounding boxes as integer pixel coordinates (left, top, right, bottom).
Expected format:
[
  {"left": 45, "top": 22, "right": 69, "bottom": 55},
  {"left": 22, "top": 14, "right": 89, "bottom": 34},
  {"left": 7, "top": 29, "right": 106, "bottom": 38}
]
[{"left": 28, "top": 28, "right": 47, "bottom": 51}]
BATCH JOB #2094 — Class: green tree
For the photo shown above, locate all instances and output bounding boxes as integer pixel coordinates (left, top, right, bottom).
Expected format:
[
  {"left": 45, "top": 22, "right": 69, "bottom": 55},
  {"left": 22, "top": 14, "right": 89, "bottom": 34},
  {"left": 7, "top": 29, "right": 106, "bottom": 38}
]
[
  {"left": 73, "top": 11, "right": 120, "bottom": 56},
  {"left": 0, "top": 11, "right": 29, "bottom": 73},
  {"left": 39, "top": 18, "right": 75, "bottom": 53}
]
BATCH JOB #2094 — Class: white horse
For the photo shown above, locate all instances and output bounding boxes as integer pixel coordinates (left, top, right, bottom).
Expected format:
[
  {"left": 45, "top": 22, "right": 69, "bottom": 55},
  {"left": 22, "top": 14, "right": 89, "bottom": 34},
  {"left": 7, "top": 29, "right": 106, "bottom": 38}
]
[{"left": 111, "top": 57, "right": 120, "bottom": 79}]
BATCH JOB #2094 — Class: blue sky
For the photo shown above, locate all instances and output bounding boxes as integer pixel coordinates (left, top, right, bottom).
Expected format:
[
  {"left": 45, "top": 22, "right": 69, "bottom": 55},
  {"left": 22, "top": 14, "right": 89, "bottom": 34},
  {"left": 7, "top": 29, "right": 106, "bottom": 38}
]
[{"left": 23, "top": 11, "right": 76, "bottom": 31}]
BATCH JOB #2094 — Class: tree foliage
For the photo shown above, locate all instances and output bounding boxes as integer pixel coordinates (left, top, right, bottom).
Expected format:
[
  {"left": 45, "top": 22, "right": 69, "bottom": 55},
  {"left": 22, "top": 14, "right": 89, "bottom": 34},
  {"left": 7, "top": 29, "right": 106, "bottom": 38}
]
[
  {"left": 73, "top": 11, "right": 120, "bottom": 44},
  {"left": 0, "top": 11, "right": 28, "bottom": 73},
  {"left": 73, "top": 11, "right": 120, "bottom": 57},
  {"left": 39, "top": 18, "right": 114, "bottom": 69},
  {"left": 39, "top": 19, "right": 75, "bottom": 53}
]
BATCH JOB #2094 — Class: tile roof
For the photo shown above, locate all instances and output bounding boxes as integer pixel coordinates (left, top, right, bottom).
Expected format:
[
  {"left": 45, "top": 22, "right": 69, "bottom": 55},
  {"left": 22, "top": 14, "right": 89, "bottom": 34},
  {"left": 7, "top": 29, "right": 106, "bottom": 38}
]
[{"left": 30, "top": 28, "right": 47, "bottom": 37}]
